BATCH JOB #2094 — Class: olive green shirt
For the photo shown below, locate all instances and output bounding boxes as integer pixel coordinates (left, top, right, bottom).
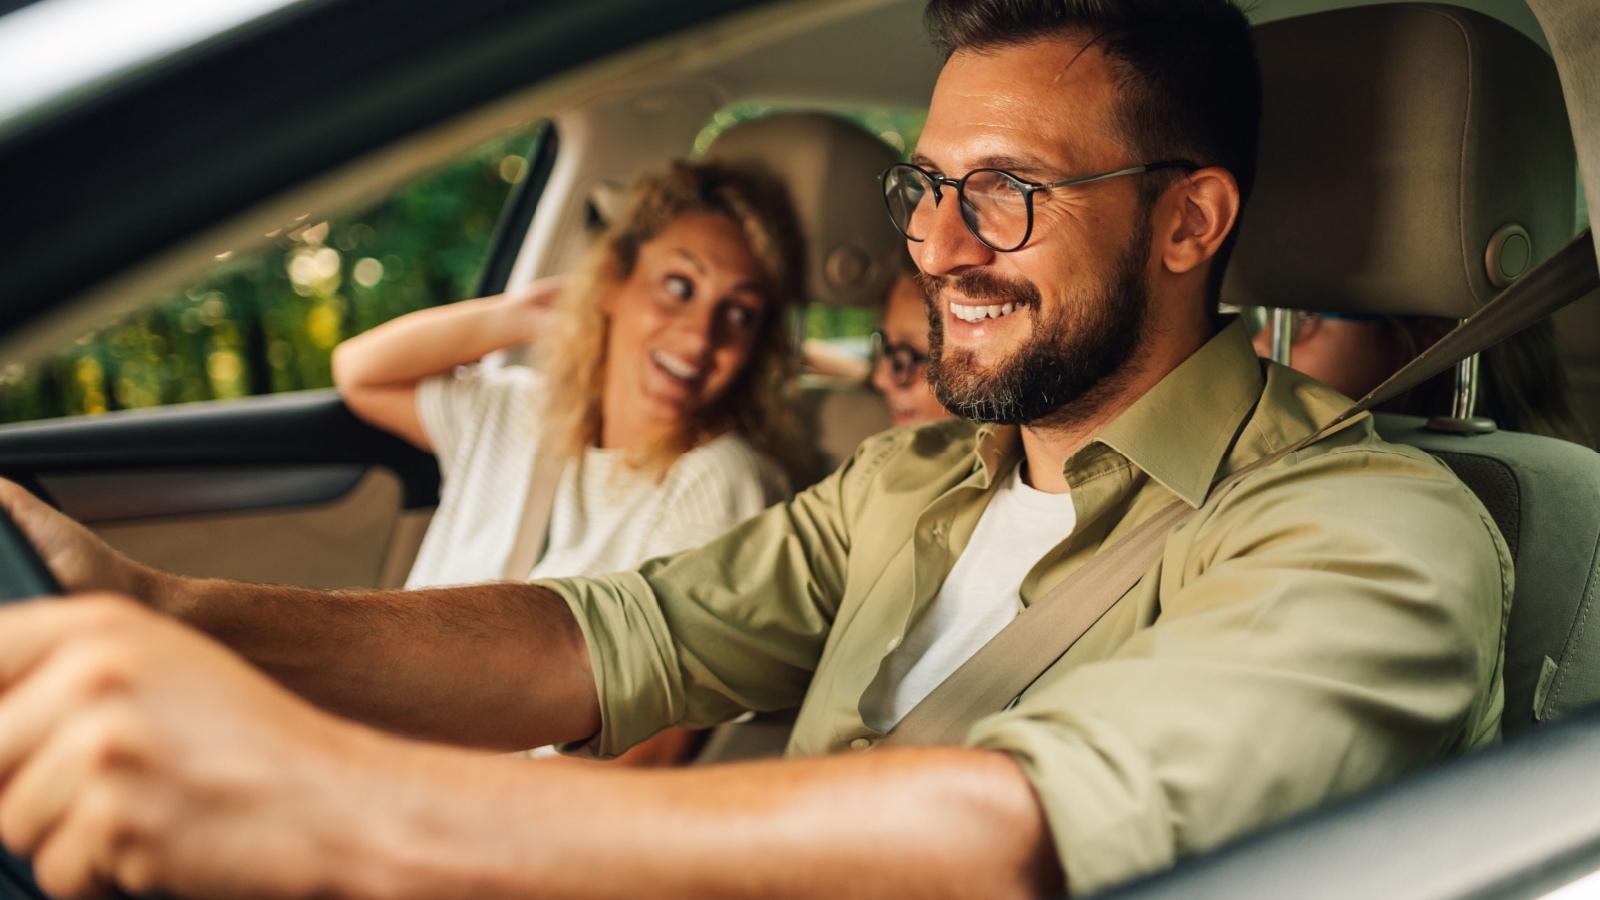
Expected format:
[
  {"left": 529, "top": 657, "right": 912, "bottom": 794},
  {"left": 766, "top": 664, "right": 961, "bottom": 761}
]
[{"left": 541, "top": 320, "right": 1511, "bottom": 894}]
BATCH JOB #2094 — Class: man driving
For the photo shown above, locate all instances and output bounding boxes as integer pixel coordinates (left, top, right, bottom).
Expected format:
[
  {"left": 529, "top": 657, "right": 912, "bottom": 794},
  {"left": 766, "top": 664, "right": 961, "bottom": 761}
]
[{"left": 0, "top": 0, "right": 1508, "bottom": 897}]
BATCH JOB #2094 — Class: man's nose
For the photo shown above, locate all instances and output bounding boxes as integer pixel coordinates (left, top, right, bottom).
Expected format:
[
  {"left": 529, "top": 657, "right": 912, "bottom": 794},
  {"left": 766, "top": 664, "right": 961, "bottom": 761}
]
[{"left": 912, "top": 196, "right": 994, "bottom": 277}]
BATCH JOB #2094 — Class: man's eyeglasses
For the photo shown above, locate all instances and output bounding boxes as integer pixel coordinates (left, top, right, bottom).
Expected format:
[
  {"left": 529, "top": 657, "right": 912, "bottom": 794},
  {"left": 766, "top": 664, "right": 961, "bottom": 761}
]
[
  {"left": 869, "top": 330, "right": 929, "bottom": 389},
  {"left": 881, "top": 160, "right": 1197, "bottom": 253}
]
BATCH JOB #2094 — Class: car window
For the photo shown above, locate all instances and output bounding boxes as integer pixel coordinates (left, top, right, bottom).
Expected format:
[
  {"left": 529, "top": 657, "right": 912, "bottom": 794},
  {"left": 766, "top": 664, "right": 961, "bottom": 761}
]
[
  {"left": 0, "top": 121, "right": 548, "bottom": 423},
  {"left": 1578, "top": 172, "right": 1590, "bottom": 233},
  {"left": 695, "top": 104, "right": 925, "bottom": 352}
]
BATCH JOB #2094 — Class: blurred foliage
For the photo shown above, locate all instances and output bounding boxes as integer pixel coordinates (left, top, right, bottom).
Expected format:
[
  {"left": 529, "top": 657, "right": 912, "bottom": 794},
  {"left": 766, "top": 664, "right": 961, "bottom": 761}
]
[
  {"left": 0, "top": 124, "right": 545, "bottom": 423},
  {"left": 2, "top": 104, "right": 925, "bottom": 424},
  {"left": 697, "top": 104, "right": 927, "bottom": 345}
]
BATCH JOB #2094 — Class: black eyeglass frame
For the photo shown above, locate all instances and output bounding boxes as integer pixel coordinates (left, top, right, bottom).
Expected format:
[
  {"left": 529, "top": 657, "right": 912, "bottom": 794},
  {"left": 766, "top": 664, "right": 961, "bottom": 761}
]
[
  {"left": 869, "top": 329, "right": 929, "bottom": 389},
  {"left": 880, "top": 159, "right": 1199, "bottom": 253}
]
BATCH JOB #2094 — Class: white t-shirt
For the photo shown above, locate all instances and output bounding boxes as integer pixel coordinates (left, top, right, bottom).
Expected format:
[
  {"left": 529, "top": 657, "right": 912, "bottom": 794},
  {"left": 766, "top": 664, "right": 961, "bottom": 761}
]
[
  {"left": 864, "top": 461, "right": 1078, "bottom": 733},
  {"left": 405, "top": 364, "right": 790, "bottom": 589}
]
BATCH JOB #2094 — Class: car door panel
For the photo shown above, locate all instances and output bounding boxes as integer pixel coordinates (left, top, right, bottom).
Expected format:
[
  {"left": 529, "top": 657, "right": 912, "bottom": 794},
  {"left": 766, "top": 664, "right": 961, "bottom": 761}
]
[
  {"left": 0, "top": 389, "right": 439, "bottom": 590},
  {"left": 89, "top": 468, "right": 417, "bottom": 589}
]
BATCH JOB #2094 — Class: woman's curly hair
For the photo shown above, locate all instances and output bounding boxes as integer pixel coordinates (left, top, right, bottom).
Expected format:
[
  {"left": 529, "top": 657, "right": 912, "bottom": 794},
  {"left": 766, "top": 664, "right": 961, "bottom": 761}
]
[{"left": 537, "top": 159, "right": 807, "bottom": 476}]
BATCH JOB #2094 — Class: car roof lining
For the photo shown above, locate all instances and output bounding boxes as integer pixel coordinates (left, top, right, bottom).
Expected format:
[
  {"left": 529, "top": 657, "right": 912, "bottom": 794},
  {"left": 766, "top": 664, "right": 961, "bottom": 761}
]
[{"left": 0, "top": 0, "right": 1582, "bottom": 368}]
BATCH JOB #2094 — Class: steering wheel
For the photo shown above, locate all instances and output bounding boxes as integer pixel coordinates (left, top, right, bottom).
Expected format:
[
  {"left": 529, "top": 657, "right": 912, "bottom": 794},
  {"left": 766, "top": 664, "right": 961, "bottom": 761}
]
[{"left": 0, "top": 506, "right": 63, "bottom": 900}]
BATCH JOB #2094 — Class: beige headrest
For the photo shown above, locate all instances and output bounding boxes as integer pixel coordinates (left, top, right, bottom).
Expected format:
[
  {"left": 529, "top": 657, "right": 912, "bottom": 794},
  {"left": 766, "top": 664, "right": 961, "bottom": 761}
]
[
  {"left": 708, "top": 112, "right": 904, "bottom": 307},
  {"left": 1224, "top": 4, "right": 1576, "bottom": 318}
]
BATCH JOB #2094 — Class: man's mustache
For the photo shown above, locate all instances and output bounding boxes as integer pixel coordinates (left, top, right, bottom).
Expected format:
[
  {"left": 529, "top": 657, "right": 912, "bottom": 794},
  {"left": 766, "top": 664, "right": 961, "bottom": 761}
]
[{"left": 914, "top": 269, "right": 1042, "bottom": 308}]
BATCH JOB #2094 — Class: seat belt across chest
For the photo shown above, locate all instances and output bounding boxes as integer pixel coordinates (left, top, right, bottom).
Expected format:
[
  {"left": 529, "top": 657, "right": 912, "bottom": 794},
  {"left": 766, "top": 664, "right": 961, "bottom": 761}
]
[
  {"left": 883, "top": 229, "right": 1599, "bottom": 747},
  {"left": 501, "top": 450, "right": 567, "bottom": 581}
]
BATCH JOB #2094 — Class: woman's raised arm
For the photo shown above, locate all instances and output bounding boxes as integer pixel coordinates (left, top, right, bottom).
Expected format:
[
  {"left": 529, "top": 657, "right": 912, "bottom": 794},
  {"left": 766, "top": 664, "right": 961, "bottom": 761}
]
[{"left": 332, "top": 277, "right": 561, "bottom": 449}]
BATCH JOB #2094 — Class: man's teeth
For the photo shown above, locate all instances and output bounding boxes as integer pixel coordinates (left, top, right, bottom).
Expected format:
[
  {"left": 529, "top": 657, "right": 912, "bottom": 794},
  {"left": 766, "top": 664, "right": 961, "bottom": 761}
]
[
  {"left": 950, "top": 302, "right": 1019, "bottom": 323},
  {"left": 651, "top": 350, "right": 701, "bottom": 381}
]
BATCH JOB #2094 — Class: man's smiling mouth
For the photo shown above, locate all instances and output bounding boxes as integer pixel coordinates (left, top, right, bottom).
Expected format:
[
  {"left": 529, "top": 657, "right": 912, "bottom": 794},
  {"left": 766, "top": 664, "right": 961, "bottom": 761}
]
[{"left": 950, "top": 301, "right": 1022, "bottom": 323}]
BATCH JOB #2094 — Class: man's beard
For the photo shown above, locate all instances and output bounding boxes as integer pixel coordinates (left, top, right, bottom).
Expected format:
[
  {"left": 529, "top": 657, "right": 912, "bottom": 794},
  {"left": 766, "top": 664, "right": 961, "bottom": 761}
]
[{"left": 920, "top": 226, "right": 1152, "bottom": 427}]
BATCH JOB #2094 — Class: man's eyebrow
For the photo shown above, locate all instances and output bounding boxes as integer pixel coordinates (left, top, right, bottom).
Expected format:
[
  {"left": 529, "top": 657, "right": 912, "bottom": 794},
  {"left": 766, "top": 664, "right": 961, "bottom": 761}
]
[
  {"left": 971, "top": 155, "right": 1060, "bottom": 178},
  {"left": 908, "top": 152, "right": 1064, "bottom": 180},
  {"left": 670, "top": 248, "right": 709, "bottom": 274}
]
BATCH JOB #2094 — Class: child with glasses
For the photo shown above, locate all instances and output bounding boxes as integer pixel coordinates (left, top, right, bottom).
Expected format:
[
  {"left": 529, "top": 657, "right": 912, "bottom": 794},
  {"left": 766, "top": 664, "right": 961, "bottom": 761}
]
[{"left": 871, "top": 258, "right": 955, "bottom": 427}]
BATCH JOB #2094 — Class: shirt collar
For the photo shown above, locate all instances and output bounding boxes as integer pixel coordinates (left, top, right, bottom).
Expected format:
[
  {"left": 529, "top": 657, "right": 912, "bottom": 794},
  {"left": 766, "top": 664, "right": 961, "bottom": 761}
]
[{"left": 1092, "top": 318, "right": 1265, "bottom": 508}]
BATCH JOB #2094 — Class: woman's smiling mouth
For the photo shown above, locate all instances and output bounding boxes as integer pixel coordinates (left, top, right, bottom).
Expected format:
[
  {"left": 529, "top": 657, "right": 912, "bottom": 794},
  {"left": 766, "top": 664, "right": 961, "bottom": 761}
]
[{"left": 650, "top": 349, "right": 704, "bottom": 384}]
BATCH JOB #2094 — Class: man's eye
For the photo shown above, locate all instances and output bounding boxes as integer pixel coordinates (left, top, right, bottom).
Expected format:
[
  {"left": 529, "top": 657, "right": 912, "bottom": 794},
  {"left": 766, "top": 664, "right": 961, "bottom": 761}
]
[{"left": 664, "top": 275, "right": 693, "bottom": 300}]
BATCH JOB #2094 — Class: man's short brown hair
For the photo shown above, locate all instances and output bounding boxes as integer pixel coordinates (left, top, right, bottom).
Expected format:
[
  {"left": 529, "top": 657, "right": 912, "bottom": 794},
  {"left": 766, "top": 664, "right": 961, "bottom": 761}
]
[{"left": 924, "top": 0, "right": 1261, "bottom": 302}]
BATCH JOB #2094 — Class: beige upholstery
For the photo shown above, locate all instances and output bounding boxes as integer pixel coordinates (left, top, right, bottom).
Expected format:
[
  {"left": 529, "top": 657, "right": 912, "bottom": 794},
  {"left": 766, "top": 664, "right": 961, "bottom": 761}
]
[
  {"left": 708, "top": 112, "right": 904, "bottom": 308},
  {"left": 794, "top": 378, "right": 891, "bottom": 484},
  {"left": 1225, "top": 4, "right": 1576, "bottom": 317}
]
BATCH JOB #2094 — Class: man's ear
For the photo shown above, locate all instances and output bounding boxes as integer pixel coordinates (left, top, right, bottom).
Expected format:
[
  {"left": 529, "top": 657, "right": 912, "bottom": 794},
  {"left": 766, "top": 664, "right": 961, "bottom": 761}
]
[{"left": 1159, "top": 167, "right": 1241, "bottom": 277}]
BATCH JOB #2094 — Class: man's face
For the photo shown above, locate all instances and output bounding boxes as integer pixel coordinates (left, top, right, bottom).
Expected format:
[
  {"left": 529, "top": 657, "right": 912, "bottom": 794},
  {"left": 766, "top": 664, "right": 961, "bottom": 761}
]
[{"left": 911, "top": 38, "right": 1157, "bottom": 426}]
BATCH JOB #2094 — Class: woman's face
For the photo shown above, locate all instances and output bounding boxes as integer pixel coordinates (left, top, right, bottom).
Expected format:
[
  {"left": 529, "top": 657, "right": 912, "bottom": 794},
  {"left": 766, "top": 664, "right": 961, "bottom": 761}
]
[
  {"left": 602, "top": 212, "right": 770, "bottom": 436},
  {"left": 871, "top": 273, "right": 954, "bottom": 427}
]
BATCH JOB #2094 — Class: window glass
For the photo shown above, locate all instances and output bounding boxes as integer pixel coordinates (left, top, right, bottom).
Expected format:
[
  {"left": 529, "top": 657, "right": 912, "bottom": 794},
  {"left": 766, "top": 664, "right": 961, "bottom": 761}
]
[
  {"left": 0, "top": 122, "right": 547, "bottom": 423},
  {"left": 694, "top": 103, "right": 926, "bottom": 349},
  {"left": 1577, "top": 171, "right": 1590, "bottom": 235}
]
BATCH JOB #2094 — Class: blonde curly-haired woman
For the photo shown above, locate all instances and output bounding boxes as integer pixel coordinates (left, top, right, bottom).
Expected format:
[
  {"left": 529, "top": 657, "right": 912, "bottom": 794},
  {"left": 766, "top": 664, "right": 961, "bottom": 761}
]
[{"left": 334, "top": 160, "right": 805, "bottom": 765}]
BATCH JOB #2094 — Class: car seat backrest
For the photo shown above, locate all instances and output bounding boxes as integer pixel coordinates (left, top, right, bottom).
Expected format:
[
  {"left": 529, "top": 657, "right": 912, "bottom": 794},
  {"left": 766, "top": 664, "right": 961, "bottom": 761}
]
[
  {"left": 708, "top": 113, "right": 896, "bottom": 484},
  {"left": 1243, "top": 6, "right": 1596, "bottom": 732},
  {"left": 1228, "top": 4, "right": 1576, "bottom": 318},
  {"left": 707, "top": 111, "right": 904, "bottom": 309},
  {"left": 1375, "top": 414, "right": 1600, "bottom": 732}
]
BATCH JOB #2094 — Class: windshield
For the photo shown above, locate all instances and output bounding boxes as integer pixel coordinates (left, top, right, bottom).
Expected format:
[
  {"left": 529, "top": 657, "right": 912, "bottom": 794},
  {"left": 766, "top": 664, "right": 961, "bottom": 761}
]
[{"left": 0, "top": 0, "right": 310, "bottom": 136}]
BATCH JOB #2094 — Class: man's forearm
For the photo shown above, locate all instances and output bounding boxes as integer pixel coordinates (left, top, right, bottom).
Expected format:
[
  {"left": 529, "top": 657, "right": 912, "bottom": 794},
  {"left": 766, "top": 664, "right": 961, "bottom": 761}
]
[
  {"left": 355, "top": 744, "right": 1063, "bottom": 900},
  {"left": 154, "top": 572, "right": 599, "bottom": 749}
]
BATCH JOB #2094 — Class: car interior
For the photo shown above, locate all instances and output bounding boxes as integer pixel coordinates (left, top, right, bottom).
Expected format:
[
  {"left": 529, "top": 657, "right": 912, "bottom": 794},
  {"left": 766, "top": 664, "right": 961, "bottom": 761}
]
[{"left": 0, "top": 0, "right": 1597, "bottom": 895}]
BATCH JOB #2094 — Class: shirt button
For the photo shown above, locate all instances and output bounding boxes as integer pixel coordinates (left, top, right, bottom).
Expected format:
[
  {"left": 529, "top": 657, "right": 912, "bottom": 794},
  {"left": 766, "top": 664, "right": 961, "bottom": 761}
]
[
  {"left": 886, "top": 635, "right": 901, "bottom": 652},
  {"left": 850, "top": 738, "right": 874, "bottom": 751},
  {"left": 931, "top": 523, "right": 946, "bottom": 538}
]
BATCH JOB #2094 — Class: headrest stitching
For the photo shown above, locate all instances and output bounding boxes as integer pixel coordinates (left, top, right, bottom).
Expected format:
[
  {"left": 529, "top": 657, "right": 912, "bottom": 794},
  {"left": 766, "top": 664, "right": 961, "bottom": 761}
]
[{"left": 1436, "top": 7, "right": 1479, "bottom": 306}]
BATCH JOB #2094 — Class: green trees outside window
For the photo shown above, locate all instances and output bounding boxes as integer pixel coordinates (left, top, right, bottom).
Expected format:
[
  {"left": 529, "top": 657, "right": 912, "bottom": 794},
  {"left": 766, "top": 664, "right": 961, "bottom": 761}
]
[{"left": 0, "top": 125, "right": 544, "bottom": 423}]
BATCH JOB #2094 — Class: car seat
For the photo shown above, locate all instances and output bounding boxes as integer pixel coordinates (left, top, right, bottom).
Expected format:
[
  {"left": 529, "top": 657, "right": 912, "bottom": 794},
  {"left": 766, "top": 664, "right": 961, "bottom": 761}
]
[
  {"left": 707, "top": 112, "right": 900, "bottom": 487},
  {"left": 1230, "top": 4, "right": 1600, "bottom": 732},
  {"left": 692, "top": 112, "right": 903, "bottom": 761}
]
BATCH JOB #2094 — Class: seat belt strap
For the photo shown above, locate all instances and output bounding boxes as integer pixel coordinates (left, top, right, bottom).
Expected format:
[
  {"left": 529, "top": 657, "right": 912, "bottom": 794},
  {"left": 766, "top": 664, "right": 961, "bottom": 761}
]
[
  {"left": 501, "top": 450, "right": 567, "bottom": 581},
  {"left": 884, "top": 229, "right": 1597, "bottom": 748}
]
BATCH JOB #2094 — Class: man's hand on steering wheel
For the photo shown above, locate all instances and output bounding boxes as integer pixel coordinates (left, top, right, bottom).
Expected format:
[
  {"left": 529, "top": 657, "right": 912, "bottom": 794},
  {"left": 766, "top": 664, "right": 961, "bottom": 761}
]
[
  {"left": 0, "top": 480, "right": 166, "bottom": 607},
  {"left": 0, "top": 595, "right": 400, "bottom": 900}
]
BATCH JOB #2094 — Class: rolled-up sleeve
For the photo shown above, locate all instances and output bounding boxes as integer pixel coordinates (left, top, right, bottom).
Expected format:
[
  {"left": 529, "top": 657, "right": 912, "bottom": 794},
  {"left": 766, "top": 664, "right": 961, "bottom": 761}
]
[
  {"left": 538, "top": 437, "right": 894, "bottom": 758},
  {"left": 967, "top": 445, "right": 1512, "bottom": 894}
]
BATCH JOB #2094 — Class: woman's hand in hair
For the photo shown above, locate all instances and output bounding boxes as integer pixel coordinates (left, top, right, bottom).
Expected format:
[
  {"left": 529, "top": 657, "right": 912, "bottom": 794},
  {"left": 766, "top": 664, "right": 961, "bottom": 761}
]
[{"left": 501, "top": 275, "right": 565, "bottom": 346}]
